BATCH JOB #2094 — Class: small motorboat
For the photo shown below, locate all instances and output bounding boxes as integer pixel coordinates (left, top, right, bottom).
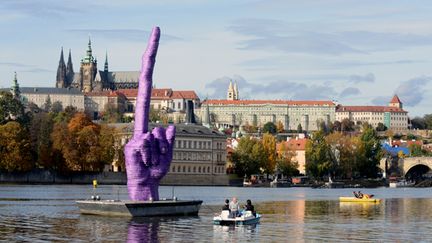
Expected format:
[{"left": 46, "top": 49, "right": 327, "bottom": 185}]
[
  {"left": 213, "top": 210, "right": 261, "bottom": 225},
  {"left": 389, "top": 179, "right": 415, "bottom": 188},
  {"left": 339, "top": 197, "right": 381, "bottom": 203}
]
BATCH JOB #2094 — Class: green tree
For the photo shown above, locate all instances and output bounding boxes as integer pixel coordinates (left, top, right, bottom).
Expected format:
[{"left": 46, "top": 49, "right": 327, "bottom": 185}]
[
  {"left": 325, "top": 132, "right": 357, "bottom": 179},
  {"left": 231, "top": 136, "right": 262, "bottom": 177},
  {"left": 424, "top": 114, "right": 432, "bottom": 129},
  {"left": 0, "top": 121, "right": 33, "bottom": 171},
  {"left": 354, "top": 124, "right": 382, "bottom": 178},
  {"left": 101, "top": 103, "right": 123, "bottom": 123},
  {"left": 376, "top": 122, "right": 387, "bottom": 131},
  {"left": 51, "top": 101, "right": 63, "bottom": 113},
  {"left": 305, "top": 130, "right": 332, "bottom": 178},
  {"left": 29, "top": 112, "right": 55, "bottom": 169},
  {"left": 43, "top": 95, "right": 52, "bottom": 112},
  {"left": 0, "top": 91, "right": 27, "bottom": 126},
  {"left": 262, "top": 122, "right": 277, "bottom": 134},
  {"left": 409, "top": 143, "right": 427, "bottom": 157},
  {"left": 297, "top": 124, "right": 303, "bottom": 133}
]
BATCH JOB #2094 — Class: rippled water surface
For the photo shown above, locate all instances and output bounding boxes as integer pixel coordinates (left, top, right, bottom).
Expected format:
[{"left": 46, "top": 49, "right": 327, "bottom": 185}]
[{"left": 1, "top": 185, "right": 432, "bottom": 242}]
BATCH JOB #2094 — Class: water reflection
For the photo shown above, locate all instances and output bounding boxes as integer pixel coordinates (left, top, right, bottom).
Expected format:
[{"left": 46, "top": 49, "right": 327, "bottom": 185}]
[{"left": 127, "top": 218, "right": 161, "bottom": 243}]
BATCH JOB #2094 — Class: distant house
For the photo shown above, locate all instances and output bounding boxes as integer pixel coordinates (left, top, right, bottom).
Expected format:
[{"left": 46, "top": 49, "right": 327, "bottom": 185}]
[{"left": 277, "top": 138, "right": 308, "bottom": 174}]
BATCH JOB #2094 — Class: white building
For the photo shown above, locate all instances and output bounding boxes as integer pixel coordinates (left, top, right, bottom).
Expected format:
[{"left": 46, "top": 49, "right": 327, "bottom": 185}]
[{"left": 336, "top": 95, "right": 408, "bottom": 132}]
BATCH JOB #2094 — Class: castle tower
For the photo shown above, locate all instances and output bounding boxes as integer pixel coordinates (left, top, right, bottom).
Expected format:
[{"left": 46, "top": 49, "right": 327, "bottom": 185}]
[
  {"left": 56, "top": 47, "right": 67, "bottom": 88},
  {"left": 389, "top": 95, "right": 403, "bottom": 109},
  {"left": 10, "top": 72, "right": 21, "bottom": 99},
  {"left": 233, "top": 81, "right": 239, "bottom": 100},
  {"left": 104, "top": 51, "right": 109, "bottom": 73},
  {"left": 80, "top": 37, "right": 98, "bottom": 92},
  {"left": 227, "top": 80, "right": 235, "bottom": 100},
  {"left": 66, "top": 49, "right": 74, "bottom": 87}
]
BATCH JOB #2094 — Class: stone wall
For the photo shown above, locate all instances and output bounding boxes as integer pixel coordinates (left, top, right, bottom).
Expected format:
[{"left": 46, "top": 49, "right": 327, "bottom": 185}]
[{"left": 0, "top": 170, "right": 230, "bottom": 186}]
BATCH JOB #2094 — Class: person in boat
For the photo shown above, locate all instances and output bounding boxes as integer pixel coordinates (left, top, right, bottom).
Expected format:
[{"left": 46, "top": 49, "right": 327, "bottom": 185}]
[
  {"left": 221, "top": 199, "right": 230, "bottom": 211},
  {"left": 229, "top": 197, "right": 240, "bottom": 218},
  {"left": 357, "top": 191, "right": 374, "bottom": 199},
  {"left": 353, "top": 191, "right": 360, "bottom": 198},
  {"left": 244, "top": 199, "right": 256, "bottom": 217}
]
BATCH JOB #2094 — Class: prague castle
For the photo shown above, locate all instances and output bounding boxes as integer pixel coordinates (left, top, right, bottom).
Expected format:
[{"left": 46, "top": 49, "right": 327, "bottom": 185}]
[{"left": 56, "top": 38, "right": 139, "bottom": 92}]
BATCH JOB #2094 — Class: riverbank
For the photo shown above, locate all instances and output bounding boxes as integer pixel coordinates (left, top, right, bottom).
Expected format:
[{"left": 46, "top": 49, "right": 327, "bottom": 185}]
[{"left": 0, "top": 170, "right": 234, "bottom": 186}]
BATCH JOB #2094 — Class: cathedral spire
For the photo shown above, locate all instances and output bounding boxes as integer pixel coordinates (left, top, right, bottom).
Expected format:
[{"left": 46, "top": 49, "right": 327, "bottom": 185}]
[
  {"left": 56, "top": 47, "right": 67, "bottom": 88},
  {"left": 11, "top": 72, "right": 21, "bottom": 99},
  {"left": 104, "top": 51, "right": 109, "bottom": 72},
  {"left": 66, "top": 49, "right": 74, "bottom": 87}
]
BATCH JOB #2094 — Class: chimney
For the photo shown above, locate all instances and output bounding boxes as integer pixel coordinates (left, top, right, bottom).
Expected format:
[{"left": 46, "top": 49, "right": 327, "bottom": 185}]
[{"left": 185, "top": 100, "right": 196, "bottom": 124}]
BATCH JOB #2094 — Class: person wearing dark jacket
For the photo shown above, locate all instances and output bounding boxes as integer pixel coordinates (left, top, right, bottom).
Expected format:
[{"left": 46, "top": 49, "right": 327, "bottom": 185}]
[
  {"left": 222, "top": 199, "right": 230, "bottom": 211},
  {"left": 244, "top": 199, "right": 256, "bottom": 217}
]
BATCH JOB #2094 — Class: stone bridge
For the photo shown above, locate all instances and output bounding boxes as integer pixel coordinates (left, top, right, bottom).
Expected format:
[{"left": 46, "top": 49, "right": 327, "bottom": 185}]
[{"left": 380, "top": 157, "right": 432, "bottom": 177}]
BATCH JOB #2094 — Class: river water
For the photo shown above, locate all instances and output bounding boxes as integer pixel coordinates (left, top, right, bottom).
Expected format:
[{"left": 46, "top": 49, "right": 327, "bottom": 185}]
[{"left": 1, "top": 185, "right": 432, "bottom": 242}]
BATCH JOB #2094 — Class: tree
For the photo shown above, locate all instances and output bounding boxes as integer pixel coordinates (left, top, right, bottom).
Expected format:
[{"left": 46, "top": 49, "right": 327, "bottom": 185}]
[
  {"left": 0, "top": 91, "right": 27, "bottom": 126},
  {"left": 262, "top": 122, "right": 277, "bottom": 134},
  {"left": 325, "top": 132, "right": 357, "bottom": 179},
  {"left": 341, "top": 118, "right": 354, "bottom": 132},
  {"left": 276, "top": 121, "right": 285, "bottom": 133},
  {"left": 0, "top": 122, "right": 32, "bottom": 172},
  {"left": 305, "top": 130, "right": 332, "bottom": 178},
  {"left": 297, "top": 124, "right": 303, "bottom": 133},
  {"left": 51, "top": 101, "right": 63, "bottom": 113},
  {"left": 29, "top": 112, "right": 54, "bottom": 169},
  {"left": 424, "top": 114, "right": 432, "bottom": 129},
  {"left": 101, "top": 103, "right": 123, "bottom": 123},
  {"left": 43, "top": 95, "right": 52, "bottom": 112},
  {"left": 231, "top": 136, "right": 262, "bottom": 177},
  {"left": 410, "top": 117, "right": 426, "bottom": 130},
  {"left": 242, "top": 121, "right": 258, "bottom": 133},
  {"left": 376, "top": 122, "right": 387, "bottom": 132},
  {"left": 331, "top": 121, "right": 342, "bottom": 132},
  {"left": 355, "top": 124, "right": 382, "bottom": 178},
  {"left": 52, "top": 112, "right": 114, "bottom": 171},
  {"left": 261, "top": 133, "right": 277, "bottom": 175},
  {"left": 409, "top": 143, "right": 427, "bottom": 157}
]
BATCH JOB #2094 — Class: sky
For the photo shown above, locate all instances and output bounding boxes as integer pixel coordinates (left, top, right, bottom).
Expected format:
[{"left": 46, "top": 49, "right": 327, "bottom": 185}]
[{"left": 0, "top": 0, "right": 431, "bottom": 116}]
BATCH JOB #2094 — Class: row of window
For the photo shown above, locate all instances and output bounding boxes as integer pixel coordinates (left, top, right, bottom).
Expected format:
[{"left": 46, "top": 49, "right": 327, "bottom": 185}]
[
  {"left": 175, "top": 140, "right": 212, "bottom": 149},
  {"left": 173, "top": 152, "right": 212, "bottom": 161},
  {"left": 171, "top": 165, "right": 225, "bottom": 174}
]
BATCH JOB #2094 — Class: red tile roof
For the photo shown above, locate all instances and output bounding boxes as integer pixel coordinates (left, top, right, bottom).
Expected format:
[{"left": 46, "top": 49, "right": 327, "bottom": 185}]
[
  {"left": 85, "top": 90, "right": 125, "bottom": 98},
  {"left": 336, "top": 105, "right": 407, "bottom": 113},
  {"left": 202, "top": 99, "right": 335, "bottom": 106},
  {"left": 390, "top": 95, "right": 402, "bottom": 104},
  {"left": 117, "top": 88, "right": 198, "bottom": 100},
  {"left": 277, "top": 138, "right": 308, "bottom": 151}
]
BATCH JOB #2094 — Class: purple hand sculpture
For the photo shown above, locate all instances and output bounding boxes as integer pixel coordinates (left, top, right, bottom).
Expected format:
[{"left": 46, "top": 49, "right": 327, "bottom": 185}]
[{"left": 124, "top": 27, "right": 176, "bottom": 201}]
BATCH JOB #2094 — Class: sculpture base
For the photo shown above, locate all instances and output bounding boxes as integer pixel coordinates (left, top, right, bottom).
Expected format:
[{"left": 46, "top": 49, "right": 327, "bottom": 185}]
[{"left": 76, "top": 199, "right": 203, "bottom": 217}]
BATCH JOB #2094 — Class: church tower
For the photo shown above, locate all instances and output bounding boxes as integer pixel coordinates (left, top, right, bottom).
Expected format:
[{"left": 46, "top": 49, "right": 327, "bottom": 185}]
[
  {"left": 227, "top": 80, "right": 235, "bottom": 100},
  {"left": 66, "top": 49, "right": 74, "bottom": 87},
  {"left": 389, "top": 94, "right": 403, "bottom": 109},
  {"left": 56, "top": 48, "right": 67, "bottom": 88},
  {"left": 79, "top": 37, "right": 98, "bottom": 92},
  {"left": 10, "top": 72, "right": 21, "bottom": 99},
  {"left": 233, "top": 81, "right": 239, "bottom": 100}
]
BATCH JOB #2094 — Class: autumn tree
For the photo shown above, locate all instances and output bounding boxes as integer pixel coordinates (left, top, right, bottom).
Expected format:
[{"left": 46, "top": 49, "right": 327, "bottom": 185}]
[
  {"left": 52, "top": 112, "right": 114, "bottom": 172},
  {"left": 325, "top": 132, "right": 357, "bottom": 179},
  {"left": 276, "top": 121, "right": 285, "bottom": 133},
  {"left": 262, "top": 133, "right": 277, "bottom": 176},
  {"left": 0, "top": 121, "right": 32, "bottom": 171}
]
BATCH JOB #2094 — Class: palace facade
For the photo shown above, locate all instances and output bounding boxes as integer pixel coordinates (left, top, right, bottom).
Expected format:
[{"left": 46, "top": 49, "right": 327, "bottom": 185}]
[{"left": 196, "top": 81, "right": 336, "bottom": 132}]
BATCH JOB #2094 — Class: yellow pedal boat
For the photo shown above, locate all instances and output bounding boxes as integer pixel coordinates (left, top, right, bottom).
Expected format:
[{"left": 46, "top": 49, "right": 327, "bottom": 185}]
[{"left": 339, "top": 197, "right": 381, "bottom": 203}]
